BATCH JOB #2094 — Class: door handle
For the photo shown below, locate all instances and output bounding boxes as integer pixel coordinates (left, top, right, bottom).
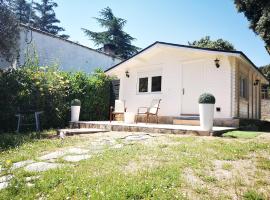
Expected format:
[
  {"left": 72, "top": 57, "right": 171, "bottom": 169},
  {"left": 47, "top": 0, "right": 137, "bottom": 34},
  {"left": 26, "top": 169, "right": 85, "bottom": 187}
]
[{"left": 182, "top": 88, "right": 185, "bottom": 95}]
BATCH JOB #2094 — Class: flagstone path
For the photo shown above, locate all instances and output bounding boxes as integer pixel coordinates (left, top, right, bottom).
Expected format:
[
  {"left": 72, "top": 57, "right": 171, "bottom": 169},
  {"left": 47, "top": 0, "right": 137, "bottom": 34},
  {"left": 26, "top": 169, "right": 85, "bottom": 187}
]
[{"left": 0, "top": 132, "right": 157, "bottom": 190}]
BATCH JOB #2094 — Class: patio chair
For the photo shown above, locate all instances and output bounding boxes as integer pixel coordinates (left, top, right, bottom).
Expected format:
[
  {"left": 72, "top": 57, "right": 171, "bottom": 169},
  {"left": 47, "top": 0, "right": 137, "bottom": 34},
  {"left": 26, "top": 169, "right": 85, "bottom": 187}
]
[
  {"left": 110, "top": 100, "right": 126, "bottom": 122},
  {"left": 136, "top": 99, "right": 161, "bottom": 124}
]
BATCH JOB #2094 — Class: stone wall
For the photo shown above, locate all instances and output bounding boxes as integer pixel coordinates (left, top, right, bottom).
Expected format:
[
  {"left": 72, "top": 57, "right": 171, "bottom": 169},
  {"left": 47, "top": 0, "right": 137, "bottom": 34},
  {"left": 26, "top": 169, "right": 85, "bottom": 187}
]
[{"left": 261, "top": 99, "right": 270, "bottom": 121}]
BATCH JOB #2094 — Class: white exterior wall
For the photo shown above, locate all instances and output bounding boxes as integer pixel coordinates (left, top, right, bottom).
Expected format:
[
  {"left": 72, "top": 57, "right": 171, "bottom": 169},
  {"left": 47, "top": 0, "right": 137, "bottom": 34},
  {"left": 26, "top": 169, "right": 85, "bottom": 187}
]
[
  {"left": 112, "top": 52, "right": 232, "bottom": 118},
  {"left": 0, "top": 27, "right": 121, "bottom": 72}
]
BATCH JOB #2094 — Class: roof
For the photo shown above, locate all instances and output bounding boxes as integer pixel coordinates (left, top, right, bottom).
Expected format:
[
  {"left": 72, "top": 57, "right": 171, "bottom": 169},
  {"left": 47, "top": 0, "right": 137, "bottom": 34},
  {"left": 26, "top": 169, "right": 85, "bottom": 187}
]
[
  {"left": 20, "top": 24, "right": 122, "bottom": 61},
  {"left": 105, "top": 41, "right": 268, "bottom": 83}
]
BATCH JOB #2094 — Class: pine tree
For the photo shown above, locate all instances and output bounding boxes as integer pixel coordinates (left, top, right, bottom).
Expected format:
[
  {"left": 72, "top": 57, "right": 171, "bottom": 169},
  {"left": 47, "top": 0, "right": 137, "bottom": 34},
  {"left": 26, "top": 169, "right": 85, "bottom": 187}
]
[
  {"left": 82, "top": 7, "right": 140, "bottom": 59},
  {"left": 33, "top": 0, "right": 69, "bottom": 39},
  {"left": 12, "top": 0, "right": 33, "bottom": 24}
]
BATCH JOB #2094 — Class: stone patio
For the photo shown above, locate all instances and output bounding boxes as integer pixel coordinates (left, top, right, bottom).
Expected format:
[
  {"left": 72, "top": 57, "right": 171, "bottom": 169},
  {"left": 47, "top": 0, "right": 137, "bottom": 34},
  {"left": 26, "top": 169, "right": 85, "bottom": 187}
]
[{"left": 70, "top": 121, "right": 236, "bottom": 136}]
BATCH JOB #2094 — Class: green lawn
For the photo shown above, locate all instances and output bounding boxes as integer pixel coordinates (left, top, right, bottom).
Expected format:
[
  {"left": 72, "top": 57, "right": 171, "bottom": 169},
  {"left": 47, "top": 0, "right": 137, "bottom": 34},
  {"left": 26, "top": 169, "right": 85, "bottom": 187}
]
[
  {"left": 222, "top": 131, "right": 261, "bottom": 139},
  {"left": 0, "top": 131, "right": 269, "bottom": 199}
]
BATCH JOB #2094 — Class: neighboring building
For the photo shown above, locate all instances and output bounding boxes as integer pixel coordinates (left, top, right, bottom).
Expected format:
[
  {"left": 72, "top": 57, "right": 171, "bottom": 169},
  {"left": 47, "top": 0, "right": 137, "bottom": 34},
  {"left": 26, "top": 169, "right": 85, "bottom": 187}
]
[
  {"left": 0, "top": 24, "right": 121, "bottom": 72},
  {"left": 106, "top": 42, "right": 268, "bottom": 126}
]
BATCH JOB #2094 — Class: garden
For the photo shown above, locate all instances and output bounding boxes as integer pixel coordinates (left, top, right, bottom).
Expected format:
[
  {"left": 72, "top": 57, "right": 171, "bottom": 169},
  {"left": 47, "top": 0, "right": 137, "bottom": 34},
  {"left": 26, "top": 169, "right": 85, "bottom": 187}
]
[{"left": 0, "top": 57, "right": 113, "bottom": 132}]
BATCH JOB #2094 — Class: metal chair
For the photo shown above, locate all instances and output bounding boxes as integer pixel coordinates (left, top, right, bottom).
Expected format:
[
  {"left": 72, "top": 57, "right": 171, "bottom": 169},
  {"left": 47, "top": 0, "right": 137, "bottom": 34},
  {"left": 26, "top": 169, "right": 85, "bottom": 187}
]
[{"left": 15, "top": 110, "right": 43, "bottom": 133}]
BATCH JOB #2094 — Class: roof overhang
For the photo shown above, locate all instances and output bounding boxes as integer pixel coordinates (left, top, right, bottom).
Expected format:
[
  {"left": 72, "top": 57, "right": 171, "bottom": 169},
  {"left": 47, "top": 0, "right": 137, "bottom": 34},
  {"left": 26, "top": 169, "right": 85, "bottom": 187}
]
[{"left": 105, "top": 41, "right": 269, "bottom": 84}]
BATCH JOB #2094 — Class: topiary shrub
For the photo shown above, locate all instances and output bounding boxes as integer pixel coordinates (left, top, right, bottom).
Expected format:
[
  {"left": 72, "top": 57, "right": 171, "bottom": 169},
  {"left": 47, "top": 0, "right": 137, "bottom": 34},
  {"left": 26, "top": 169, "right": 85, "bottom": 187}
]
[
  {"left": 71, "top": 99, "right": 81, "bottom": 106},
  {"left": 198, "top": 93, "right": 216, "bottom": 104}
]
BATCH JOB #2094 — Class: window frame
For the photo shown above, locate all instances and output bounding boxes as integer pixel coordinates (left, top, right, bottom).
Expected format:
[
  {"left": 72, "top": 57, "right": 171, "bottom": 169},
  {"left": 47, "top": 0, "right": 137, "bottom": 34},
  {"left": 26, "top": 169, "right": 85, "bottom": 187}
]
[
  {"left": 137, "top": 70, "right": 162, "bottom": 94},
  {"left": 151, "top": 76, "right": 162, "bottom": 92},
  {"left": 138, "top": 77, "right": 149, "bottom": 93},
  {"left": 240, "top": 76, "right": 248, "bottom": 99}
]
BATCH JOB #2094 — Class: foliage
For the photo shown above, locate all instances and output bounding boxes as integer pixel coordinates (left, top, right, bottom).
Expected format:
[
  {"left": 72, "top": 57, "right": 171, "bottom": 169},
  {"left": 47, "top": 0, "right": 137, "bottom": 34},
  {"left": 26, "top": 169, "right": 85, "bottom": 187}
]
[
  {"left": 198, "top": 93, "right": 216, "bottom": 104},
  {"left": 11, "top": 0, "right": 34, "bottom": 24},
  {"left": 0, "top": 3, "right": 20, "bottom": 63},
  {"left": 188, "top": 36, "right": 235, "bottom": 51},
  {"left": 33, "top": 0, "right": 69, "bottom": 39},
  {"left": 71, "top": 99, "right": 81, "bottom": 106},
  {"left": 234, "top": 0, "right": 270, "bottom": 50},
  {"left": 0, "top": 59, "right": 112, "bottom": 131},
  {"left": 260, "top": 64, "right": 270, "bottom": 82},
  {"left": 82, "top": 7, "right": 140, "bottom": 59}
]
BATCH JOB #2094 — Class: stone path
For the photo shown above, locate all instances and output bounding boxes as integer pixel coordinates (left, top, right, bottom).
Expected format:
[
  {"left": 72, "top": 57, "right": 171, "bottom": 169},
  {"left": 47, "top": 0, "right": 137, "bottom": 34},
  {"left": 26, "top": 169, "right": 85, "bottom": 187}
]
[{"left": 0, "top": 132, "right": 155, "bottom": 190}]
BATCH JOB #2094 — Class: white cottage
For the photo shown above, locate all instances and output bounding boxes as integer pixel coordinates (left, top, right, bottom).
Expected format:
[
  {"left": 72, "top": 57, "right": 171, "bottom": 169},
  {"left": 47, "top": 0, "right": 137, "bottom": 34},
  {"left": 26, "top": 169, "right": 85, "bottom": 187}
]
[{"left": 106, "top": 42, "right": 268, "bottom": 126}]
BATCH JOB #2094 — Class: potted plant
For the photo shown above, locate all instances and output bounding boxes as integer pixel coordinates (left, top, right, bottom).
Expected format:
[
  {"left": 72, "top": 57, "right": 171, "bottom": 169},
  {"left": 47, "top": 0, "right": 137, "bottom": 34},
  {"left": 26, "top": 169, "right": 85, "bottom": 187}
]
[
  {"left": 198, "top": 93, "right": 216, "bottom": 131},
  {"left": 71, "top": 99, "right": 81, "bottom": 122}
]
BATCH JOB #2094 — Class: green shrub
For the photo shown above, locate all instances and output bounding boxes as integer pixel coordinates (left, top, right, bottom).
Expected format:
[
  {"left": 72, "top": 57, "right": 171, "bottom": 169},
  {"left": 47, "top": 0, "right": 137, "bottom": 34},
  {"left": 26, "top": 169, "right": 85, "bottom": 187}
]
[
  {"left": 198, "top": 93, "right": 216, "bottom": 104},
  {"left": 0, "top": 64, "right": 112, "bottom": 131},
  {"left": 71, "top": 99, "right": 81, "bottom": 106}
]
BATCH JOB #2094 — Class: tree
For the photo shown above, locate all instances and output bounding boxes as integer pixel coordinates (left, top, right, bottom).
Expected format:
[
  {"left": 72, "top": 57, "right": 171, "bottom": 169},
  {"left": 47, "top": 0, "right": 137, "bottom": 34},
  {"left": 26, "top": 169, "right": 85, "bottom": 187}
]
[
  {"left": 188, "top": 36, "right": 235, "bottom": 51},
  {"left": 82, "top": 7, "right": 140, "bottom": 59},
  {"left": 33, "top": 0, "right": 69, "bottom": 39},
  {"left": 260, "top": 64, "right": 270, "bottom": 81},
  {"left": 0, "top": 3, "right": 20, "bottom": 63},
  {"left": 234, "top": 0, "right": 270, "bottom": 50},
  {"left": 11, "top": 0, "right": 33, "bottom": 24}
]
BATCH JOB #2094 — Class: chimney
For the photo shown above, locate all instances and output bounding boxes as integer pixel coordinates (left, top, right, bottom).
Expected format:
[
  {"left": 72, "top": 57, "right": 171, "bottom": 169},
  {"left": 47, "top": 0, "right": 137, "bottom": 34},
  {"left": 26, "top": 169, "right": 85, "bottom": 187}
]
[{"left": 103, "top": 44, "right": 116, "bottom": 56}]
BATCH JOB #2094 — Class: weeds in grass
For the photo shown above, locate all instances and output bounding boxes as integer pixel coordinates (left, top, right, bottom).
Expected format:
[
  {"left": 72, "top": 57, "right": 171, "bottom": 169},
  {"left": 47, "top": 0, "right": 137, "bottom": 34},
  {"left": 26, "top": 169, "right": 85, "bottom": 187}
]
[
  {"left": 243, "top": 190, "right": 265, "bottom": 200},
  {"left": 222, "top": 163, "right": 233, "bottom": 170}
]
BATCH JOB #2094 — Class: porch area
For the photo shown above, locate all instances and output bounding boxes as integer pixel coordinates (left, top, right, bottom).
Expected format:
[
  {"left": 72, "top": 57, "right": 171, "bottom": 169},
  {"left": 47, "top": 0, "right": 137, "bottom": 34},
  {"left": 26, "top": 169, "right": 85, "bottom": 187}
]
[{"left": 69, "top": 121, "right": 236, "bottom": 136}]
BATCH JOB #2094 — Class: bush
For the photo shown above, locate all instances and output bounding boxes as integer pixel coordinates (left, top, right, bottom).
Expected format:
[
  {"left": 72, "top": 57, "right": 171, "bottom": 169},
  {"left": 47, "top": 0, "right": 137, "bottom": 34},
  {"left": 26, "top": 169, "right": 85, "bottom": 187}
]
[
  {"left": 71, "top": 99, "right": 81, "bottom": 106},
  {"left": 198, "top": 93, "right": 216, "bottom": 104},
  {"left": 0, "top": 63, "right": 112, "bottom": 132}
]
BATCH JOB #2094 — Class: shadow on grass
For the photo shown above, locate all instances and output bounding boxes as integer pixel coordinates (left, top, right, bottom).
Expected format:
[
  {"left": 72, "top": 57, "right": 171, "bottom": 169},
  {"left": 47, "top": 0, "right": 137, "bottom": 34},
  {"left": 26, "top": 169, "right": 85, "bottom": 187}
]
[{"left": 0, "top": 130, "right": 57, "bottom": 151}]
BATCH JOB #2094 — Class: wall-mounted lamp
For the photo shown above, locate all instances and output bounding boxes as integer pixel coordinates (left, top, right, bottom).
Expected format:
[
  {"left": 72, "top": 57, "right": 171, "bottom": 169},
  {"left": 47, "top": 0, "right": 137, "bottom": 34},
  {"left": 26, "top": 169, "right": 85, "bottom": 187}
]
[
  {"left": 125, "top": 70, "right": 130, "bottom": 78},
  {"left": 254, "top": 79, "right": 260, "bottom": 86},
  {"left": 214, "top": 58, "right": 220, "bottom": 68}
]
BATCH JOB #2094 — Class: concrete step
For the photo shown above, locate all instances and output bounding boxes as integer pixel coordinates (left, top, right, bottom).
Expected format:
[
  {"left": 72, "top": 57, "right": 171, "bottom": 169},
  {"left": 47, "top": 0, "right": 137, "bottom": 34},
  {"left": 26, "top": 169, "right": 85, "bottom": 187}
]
[{"left": 57, "top": 128, "right": 108, "bottom": 136}]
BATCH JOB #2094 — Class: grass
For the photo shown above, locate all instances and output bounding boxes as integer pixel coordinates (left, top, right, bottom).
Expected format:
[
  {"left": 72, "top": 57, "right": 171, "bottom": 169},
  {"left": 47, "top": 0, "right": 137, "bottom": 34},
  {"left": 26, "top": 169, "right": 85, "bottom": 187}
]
[
  {"left": 222, "top": 131, "right": 261, "bottom": 139},
  {"left": 0, "top": 131, "right": 270, "bottom": 199}
]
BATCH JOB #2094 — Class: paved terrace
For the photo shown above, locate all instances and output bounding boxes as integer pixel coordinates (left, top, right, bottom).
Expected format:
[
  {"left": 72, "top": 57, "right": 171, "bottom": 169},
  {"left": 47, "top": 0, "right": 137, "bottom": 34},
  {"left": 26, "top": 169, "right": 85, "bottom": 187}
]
[{"left": 69, "top": 121, "right": 237, "bottom": 136}]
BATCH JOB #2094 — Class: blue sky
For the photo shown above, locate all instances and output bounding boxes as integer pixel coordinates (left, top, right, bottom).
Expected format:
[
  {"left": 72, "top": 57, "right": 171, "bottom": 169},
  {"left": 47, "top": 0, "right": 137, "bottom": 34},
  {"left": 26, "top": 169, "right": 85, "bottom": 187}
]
[{"left": 51, "top": 0, "right": 270, "bottom": 66}]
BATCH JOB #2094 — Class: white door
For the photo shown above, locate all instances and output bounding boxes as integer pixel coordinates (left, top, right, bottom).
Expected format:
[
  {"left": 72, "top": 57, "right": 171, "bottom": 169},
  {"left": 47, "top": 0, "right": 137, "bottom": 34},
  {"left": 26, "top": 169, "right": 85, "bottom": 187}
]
[{"left": 181, "top": 62, "right": 204, "bottom": 115}]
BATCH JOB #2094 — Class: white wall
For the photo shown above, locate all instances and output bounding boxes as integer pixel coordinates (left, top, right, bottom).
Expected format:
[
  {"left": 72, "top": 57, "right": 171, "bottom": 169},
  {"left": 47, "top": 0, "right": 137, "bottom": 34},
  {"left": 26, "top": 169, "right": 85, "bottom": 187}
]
[
  {"left": 111, "top": 50, "right": 232, "bottom": 118},
  {"left": 1, "top": 27, "right": 121, "bottom": 72}
]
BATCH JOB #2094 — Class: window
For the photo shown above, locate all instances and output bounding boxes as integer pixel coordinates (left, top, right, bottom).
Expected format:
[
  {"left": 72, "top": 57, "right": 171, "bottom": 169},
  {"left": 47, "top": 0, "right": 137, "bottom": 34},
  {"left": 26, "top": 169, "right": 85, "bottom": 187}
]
[
  {"left": 240, "top": 77, "right": 248, "bottom": 99},
  {"left": 151, "top": 76, "right": 162, "bottom": 92},
  {"left": 139, "top": 77, "right": 148, "bottom": 92}
]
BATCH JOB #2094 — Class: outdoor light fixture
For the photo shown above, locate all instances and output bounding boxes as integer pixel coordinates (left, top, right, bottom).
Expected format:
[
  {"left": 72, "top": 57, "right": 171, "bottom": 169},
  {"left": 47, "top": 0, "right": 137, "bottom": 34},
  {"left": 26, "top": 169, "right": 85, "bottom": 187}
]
[
  {"left": 254, "top": 79, "right": 260, "bottom": 86},
  {"left": 214, "top": 58, "right": 220, "bottom": 68},
  {"left": 125, "top": 70, "right": 130, "bottom": 78}
]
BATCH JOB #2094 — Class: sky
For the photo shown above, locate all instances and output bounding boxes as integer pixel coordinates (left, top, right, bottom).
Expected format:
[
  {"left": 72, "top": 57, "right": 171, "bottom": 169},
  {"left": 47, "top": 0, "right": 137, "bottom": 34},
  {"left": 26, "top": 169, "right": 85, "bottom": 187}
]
[{"left": 50, "top": 0, "right": 270, "bottom": 67}]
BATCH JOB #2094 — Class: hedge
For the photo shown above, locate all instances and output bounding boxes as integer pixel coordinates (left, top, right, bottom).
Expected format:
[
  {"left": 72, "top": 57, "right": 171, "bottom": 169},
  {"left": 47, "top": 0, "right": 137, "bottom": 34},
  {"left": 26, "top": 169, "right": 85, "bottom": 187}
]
[{"left": 0, "top": 62, "right": 112, "bottom": 132}]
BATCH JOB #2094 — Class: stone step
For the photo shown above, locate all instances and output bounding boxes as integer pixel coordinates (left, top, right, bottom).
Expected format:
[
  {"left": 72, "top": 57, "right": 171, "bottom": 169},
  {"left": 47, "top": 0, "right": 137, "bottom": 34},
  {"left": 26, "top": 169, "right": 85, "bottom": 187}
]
[
  {"left": 57, "top": 128, "right": 108, "bottom": 136},
  {"left": 173, "top": 119, "right": 200, "bottom": 126}
]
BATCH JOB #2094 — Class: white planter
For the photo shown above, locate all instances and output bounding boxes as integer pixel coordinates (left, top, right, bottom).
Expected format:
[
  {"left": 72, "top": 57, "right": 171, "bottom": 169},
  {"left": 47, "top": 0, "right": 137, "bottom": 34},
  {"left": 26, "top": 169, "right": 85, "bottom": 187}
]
[
  {"left": 124, "top": 112, "right": 135, "bottom": 124},
  {"left": 199, "top": 104, "right": 214, "bottom": 131},
  {"left": 71, "top": 106, "right": 80, "bottom": 122}
]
